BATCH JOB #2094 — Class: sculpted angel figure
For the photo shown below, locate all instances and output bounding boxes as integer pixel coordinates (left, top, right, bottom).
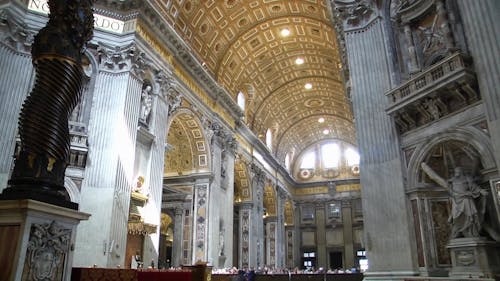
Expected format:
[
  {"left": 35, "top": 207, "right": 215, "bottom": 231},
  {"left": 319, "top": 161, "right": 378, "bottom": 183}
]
[{"left": 421, "top": 162, "right": 487, "bottom": 238}]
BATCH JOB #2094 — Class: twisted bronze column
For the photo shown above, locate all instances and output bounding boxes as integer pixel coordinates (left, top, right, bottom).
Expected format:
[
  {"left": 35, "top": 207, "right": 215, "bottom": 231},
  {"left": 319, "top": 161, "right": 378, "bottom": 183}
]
[{"left": 0, "top": 0, "right": 93, "bottom": 209}]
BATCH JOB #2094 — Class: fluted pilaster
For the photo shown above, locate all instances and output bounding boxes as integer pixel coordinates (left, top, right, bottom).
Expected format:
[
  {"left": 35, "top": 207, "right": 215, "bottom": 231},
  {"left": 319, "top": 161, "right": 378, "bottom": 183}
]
[
  {"left": 140, "top": 70, "right": 172, "bottom": 265},
  {"left": 172, "top": 207, "right": 184, "bottom": 267},
  {"left": 74, "top": 44, "right": 143, "bottom": 266},
  {"left": 275, "top": 191, "right": 286, "bottom": 267},
  {"left": 457, "top": 0, "right": 500, "bottom": 169},
  {"left": 0, "top": 46, "right": 34, "bottom": 190},
  {"left": 338, "top": 4, "right": 417, "bottom": 275}
]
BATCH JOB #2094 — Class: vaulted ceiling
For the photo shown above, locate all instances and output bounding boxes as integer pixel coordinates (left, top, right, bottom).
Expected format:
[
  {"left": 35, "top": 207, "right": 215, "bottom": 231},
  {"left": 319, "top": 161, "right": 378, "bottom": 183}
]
[{"left": 154, "top": 0, "right": 355, "bottom": 163}]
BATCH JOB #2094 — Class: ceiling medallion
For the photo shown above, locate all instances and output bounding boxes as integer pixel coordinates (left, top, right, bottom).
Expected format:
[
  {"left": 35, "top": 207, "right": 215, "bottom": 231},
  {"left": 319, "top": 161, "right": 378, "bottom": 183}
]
[{"left": 304, "top": 98, "right": 324, "bottom": 108}]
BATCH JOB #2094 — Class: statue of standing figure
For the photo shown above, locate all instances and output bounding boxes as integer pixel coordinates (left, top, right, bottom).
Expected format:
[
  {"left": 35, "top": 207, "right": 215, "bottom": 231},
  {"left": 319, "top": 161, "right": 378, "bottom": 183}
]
[
  {"left": 139, "top": 85, "right": 153, "bottom": 124},
  {"left": 421, "top": 162, "right": 488, "bottom": 238}
]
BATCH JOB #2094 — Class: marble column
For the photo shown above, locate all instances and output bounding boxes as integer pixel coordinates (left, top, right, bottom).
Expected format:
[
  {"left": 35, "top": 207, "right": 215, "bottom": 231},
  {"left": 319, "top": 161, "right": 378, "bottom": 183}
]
[
  {"left": 205, "top": 122, "right": 235, "bottom": 268},
  {"left": 275, "top": 189, "right": 286, "bottom": 267},
  {"left": 250, "top": 164, "right": 265, "bottom": 269},
  {"left": 264, "top": 217, "right": 277, "bottom": 267},
  {"left": 285, "top": 226, "right": 295, "bottom": 268},
  {"left": 172, "top": 207, "right": 184, "bottom": 267},
  {"left": 0, "top": 1, "right": 93, "bottom": 280},
  {"left": 315, "top": 204, "right": 327, "bottom": 269},
  {"left": 140, "top": 70, "right": 176, "bottom": 266},
  {"left": 238, "top": 203, "right": 253, "bottom": 268},
  {"left": 342, "top": 201, "right": 354, "bottom": 269},
  {"left": 334, "top": 0, "right": 418, "bottom": 277},
  {"left": 457, "top": 0, "right": 500, "bottom": 170},
  {"left": 73, "top": 42, "right": 144, "bottom": 267},
  {"left": 192, "top": 179, "right": 210, "bottom": 264}
]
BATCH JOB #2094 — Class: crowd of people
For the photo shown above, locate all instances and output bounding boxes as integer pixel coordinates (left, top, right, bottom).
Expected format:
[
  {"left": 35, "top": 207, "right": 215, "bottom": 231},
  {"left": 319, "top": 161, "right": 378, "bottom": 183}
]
[{"left": 211, "top": 266, "right": 361, "bottom": 275}]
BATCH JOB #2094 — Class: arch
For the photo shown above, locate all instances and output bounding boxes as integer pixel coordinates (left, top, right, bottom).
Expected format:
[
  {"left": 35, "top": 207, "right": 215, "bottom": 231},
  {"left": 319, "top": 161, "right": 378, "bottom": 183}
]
[
  {"left": 234, "top": 158, "right": 252, "bottom": 202},
  {"left": 407, "top": 127, "right": 496, "bottom": 188},
  {"left": 64, "top": 177, "right": 80, "bottom": 203},
  {"left": 164, "top": 108, "right": 211, "bottom": 176},
  {"left": 263, "top": 180, "right": 277, "bottom": 217}
]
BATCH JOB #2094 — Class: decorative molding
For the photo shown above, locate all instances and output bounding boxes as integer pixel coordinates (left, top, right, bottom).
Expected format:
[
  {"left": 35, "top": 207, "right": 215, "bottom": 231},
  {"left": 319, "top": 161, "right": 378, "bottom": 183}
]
[
  {"left": 0, "top": 9, "right": 35, "bottom": 54},
  {"left": 251, "top": 163, "right": 266, "bottom": 185},
  {"left": 240, "top": 209, "right": 250, "bottom": 268},
  {"left": 96, "top": 42, "right": 151, "bottom": 77},
  {"left": 333, "top": 0, "right": 376, "bottom": 29},
  {"left": 23, "top": 221, "right": 71, "bottom": 281}
]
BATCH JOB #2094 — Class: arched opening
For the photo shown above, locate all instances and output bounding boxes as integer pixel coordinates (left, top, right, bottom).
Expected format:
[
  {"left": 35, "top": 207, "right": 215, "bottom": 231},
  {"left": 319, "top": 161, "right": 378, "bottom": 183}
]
[{"left": 159, "top": 110, "right": 211, "bottom": 267}]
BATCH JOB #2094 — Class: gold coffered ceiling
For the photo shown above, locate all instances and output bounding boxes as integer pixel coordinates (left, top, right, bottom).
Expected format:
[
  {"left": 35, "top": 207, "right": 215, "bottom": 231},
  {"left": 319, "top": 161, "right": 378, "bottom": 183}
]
[{"left": 154, "top": 0, "right": 355, "bottom": 162}]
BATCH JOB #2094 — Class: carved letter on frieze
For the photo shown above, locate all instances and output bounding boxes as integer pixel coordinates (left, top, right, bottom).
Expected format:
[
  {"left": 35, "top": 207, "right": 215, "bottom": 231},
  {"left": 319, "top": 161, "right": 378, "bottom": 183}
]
[{"left": 22, "top": 221, "right": 72, "bottom": 281}]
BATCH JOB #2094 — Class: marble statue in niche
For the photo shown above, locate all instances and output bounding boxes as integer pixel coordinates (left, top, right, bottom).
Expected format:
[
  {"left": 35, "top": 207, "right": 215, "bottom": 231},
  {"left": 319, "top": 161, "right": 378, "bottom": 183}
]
[
  {"left": 422, "top": 163, "right": 487, "bottom": 238},
  {"left": 139, "top": 84, "right": 153, "bottom": 125}
]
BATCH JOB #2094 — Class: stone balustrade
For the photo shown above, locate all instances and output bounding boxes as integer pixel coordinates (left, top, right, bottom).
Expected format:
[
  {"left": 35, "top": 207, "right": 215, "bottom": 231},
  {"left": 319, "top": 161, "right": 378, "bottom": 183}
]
[{"left": 385, "top": 53, "right": 479, "bottom": 133}]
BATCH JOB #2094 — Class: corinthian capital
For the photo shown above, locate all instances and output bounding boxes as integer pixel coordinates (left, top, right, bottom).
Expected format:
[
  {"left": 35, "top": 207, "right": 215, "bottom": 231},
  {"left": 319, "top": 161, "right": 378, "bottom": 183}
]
[
  {"left": 97, "top": 43, "right": 150, "bottom": 75},
  {"left": 0, "top": 11, "right": 35, "bottom": 54},
  {"left": 333, "top": 0, "right": 376, "bottom": 28}
]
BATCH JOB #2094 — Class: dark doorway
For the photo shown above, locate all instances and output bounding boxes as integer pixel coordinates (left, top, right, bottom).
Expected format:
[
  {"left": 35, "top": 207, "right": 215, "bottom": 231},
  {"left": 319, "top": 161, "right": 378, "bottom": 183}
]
[{"left": 329, "top": 251, "right": 343, "bottom": 270}]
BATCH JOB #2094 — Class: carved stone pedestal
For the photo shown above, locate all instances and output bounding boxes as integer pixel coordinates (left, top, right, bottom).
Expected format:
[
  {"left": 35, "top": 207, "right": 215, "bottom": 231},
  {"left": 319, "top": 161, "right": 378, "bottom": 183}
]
[
  {"left": 447, "top": 237, "right": 500, "bottom": 279},
  {"left": 0, "top": 200, "right": 90, "bottom": 281}
]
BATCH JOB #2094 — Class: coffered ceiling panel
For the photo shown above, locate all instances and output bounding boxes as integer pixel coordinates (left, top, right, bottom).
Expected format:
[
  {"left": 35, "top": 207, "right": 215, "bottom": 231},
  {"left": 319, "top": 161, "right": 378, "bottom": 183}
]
[{"left": 154, "top": 0, "right": 355, "bottom": 169}]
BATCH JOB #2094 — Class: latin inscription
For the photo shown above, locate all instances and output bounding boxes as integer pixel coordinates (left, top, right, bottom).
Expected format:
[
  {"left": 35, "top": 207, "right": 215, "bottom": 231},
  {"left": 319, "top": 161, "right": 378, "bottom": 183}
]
[{"left": 28, "top": 0, "right": 135, "bottom": 34}]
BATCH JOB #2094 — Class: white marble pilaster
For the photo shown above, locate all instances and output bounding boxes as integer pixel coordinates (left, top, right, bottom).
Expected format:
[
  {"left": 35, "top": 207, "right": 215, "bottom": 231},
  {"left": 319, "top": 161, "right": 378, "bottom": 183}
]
[
  {"left": 457, "top": 0, "right": 500, "bottom": 170},
  {"left": 140, "top": 71, "right": 172, "bottom": 267},
  {"left": 315, "top": 205, "right": 327, "bottom": 269},
  {"left": 275, "top": 191, "right": 286, "bottom": 268},
  {"left": 172, "top": 207, "right": 184, "bottom": 267},
  {"left": 337, "top": 4, "right": 418, "bottom": 277},
  {"left": 0, "top": 45, "right": 34, "bottom": 191},
  {"left": 192, "top": 179, "right": 210, "bottom": 264},
  {"left": 74, "top": 43, "right": 142, "bottom": 268}
]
